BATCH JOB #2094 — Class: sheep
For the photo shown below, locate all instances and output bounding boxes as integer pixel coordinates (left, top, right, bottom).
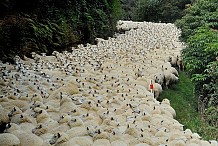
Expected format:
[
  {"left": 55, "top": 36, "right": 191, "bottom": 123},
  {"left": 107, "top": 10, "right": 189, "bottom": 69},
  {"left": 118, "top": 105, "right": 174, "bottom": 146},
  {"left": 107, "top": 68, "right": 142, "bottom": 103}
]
[
  {"left": 66, "top": 126, "right": 89, "bottom": 138},
  {"left": 93, "top": 129, "right": 110, "bottom": 141},
  {"left": 168, "top": 56, "right": 178, "bottom": 67},
  {"left": 176, "top": 56, "right": 184, "bottom": 71},
  {"left": 160, "top": 102, "right": 176, "bottom": 118},
  {"left": 135, "top": 143, "right": 150, "bottom": 146},
  {"left": 0, "top": 20, "right": 215, "bottom": 146},
  {"left": 152, "top": 82, "right": 163, "bottom": 99},
  {"left": 32, "top": 123, "right": 49, "bottom": 136},
  {"left": 8, "top": 106, "right": 22, "bottom": 118},
  {"left": 209, "top": 140, "right": 218, "bottom": 146},
  {"left": 165, "top": 66, "right": 179, "bottom": 77},
  {"left": 111, "top": 140, "right": 128, "bottom": 146},
  {"left": 49, "top": 132, "right": 77, "bottom": 146},
  {"left": 93, "top": 139, "right": 111, "bottom": 146},
  {"left": 9, "top": 129, "right": 43, "bottom": 146},
  {"left": 4, "top": 123, "right": 21, "bottom": 133},
  {"left": 0, "top": 133, "right": 20, "bottom": 146},
  {"left": 0, "top": 106, "right": 10, "bottom": 125},
  {"left": 163, "top": 70, "right": 179, "bottom": 89},
  {"left": 58, "top": 113, "right": 71, "bottom": 124},
  {"left": 32, "top": 124, "right": 53, "bottom": 146},
  {"left": 124, "top": 126, "right": 139, "bottom": 138},
  {"left": 48, "top": 80, "right": 79, "bottom": 99},
  {"left": 59, "top": 95, "right": 77, "bottom": 113},
  {"left": 67, "top": 117, "right": 84, "bottom": 128},
  {"left": 32, "top": 108, "right": 59, "bottom": 130},
  {"left": 153, "top": 72, "right": 165, "bottom": 87},
  {"left": 70, "top": 136, "right": 93, "bottom": 146}
]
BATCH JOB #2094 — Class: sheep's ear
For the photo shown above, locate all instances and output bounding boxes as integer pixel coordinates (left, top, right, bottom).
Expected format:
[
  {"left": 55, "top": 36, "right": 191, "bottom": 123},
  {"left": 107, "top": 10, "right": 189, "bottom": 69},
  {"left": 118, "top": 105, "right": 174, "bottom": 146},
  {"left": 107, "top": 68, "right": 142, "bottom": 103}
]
[
  {"left": 13, "top": 107, "right": 16, "bottom": 111},
  {"left": 98, "top": 129, "right": 101, "bottom": 134},
  {"left": 57, "top": 133, "right": 61, "bottom": 138},
  {"left": 6, "top": 123, "right": 11, "bottom": 129},
  {"left": 20, "top": 115, "right": 23, "bottom": 118},
  {"left": 39, "top": 110, "right": 43, "bottom": 114}
]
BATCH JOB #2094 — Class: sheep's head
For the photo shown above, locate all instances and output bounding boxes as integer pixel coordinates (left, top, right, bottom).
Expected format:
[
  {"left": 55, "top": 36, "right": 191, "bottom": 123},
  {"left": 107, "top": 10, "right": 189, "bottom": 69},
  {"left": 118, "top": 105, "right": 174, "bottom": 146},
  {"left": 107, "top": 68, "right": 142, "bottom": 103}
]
[
  {"left": 49, "top": 133, "right": 61, "bottom": 145},
  {"left": 8, "top": 107, "right": 21, "bottom": 117},
  {"left": 32, "top": 124, "right": 48, "bottom": 136},
  {"left": 32, "top": 108, "right": 44, "bottom": 118}
]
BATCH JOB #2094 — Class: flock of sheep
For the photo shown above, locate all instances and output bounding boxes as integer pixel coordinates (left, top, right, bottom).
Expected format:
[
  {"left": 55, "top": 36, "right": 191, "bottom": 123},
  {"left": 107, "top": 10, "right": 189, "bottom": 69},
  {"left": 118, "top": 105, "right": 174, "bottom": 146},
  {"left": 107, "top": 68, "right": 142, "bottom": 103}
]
[{"left": 0, "top": 20, "right": 217, "bottom": 146}]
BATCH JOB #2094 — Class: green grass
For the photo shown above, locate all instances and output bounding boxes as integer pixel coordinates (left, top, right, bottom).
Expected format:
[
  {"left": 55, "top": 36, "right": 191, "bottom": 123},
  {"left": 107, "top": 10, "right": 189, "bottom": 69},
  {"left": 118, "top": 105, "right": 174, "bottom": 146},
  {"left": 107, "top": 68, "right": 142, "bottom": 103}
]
[{"left": 158, "top": 71, "right": 218, "bottom": 141}]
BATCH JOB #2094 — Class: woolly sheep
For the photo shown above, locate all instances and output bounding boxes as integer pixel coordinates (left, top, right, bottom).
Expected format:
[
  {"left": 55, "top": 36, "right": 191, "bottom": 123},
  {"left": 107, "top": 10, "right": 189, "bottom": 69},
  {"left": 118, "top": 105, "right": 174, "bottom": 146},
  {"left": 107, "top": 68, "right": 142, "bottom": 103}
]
[
  {"left": 9, "top": 130, "right": 43, "bottom": 146},
  {"left": 0, "top": 20, "right": 214, "bottom": 146},
  {"left": 135, "top": 143, "right": 150, "bottom": 146},
  {"left": 70, "top": 136, "right": 93, "bottom": 146},
  {"left": 32, "top": 123, "right": 49, "bottom": 136},
  {"left": 67, "top": 117, "right": 84, "bottom": 128},
  {"left": 48, "top": 80, "right": 79, "bottom": 99},
  {"left": 0, "top": 133, "right": 20, "bottom": 146},
  {"left": 59, "top": 96, "right": 77, "bottom": 113},
  {"left": 124, "top": 126, "right": 139, "bottom": 138},
  {"left": 163, "top": 70, "right": 179, "bottom": 89},
  {"left": 32, "top": 108, "right": 59, "bottom": 129},
  {"left": 8, "top": 106, "right": 22, "bottom": 118},
  {"left": 93, "top": 129, "right": 110, "bottom": 141},
  {"left": 0, "top": 107, "right": 10, "bottom": 124},
  {"left": 111, "top": 140, "right": 128, "bottom": 146},
  {"left": 93, "top": 139, "right": 111, "bottom": 146},
  {"left": 49, "top": 132, "right": 77, "bottom": 146},
  {"left": 66, "top": 126, "right": 89, "bottom": 138},
  {"left": 152, "top": 82, "right": 163, "bottom": 99}
]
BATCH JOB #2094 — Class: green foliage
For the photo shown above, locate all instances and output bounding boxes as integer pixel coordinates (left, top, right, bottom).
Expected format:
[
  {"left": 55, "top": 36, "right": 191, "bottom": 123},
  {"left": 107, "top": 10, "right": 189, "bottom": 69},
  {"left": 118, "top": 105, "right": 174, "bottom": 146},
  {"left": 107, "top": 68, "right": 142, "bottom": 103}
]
[
  {"left": 158, "top": 71, "right": 218, "bottom": 140},
  {"left": 122, "top": 0, "right": 191, "bottom": 22},
  {"left": 0, "top": 0, "right": 122, "bottom": 61},
  {"left": 175, "top": 0, "right": 218, "bottom": 41},
  {"left": 176, "top": 0, "right": 218, "bottom": 128},
  {"left": 182, "top": 26, "right": 218, "bottom": 75}
]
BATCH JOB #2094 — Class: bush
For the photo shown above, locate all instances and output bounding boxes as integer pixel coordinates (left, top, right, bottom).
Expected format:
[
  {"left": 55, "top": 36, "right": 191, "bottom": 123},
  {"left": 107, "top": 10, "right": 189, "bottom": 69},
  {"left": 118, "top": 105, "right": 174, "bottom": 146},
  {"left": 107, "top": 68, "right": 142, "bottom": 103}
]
[
  {"left": 176, "top": 0, "right": 218, "bottom": 128},
  {"left": 0, "top": 0, "right": 122, "bottom": 62}
]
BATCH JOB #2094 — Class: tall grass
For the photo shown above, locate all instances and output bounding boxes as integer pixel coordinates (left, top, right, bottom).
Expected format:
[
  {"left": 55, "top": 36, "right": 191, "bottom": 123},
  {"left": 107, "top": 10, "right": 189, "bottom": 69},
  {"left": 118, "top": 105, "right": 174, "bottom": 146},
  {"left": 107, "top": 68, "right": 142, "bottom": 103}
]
[{"left": 158, "top": 71, "right": 218, "bottom": 140}]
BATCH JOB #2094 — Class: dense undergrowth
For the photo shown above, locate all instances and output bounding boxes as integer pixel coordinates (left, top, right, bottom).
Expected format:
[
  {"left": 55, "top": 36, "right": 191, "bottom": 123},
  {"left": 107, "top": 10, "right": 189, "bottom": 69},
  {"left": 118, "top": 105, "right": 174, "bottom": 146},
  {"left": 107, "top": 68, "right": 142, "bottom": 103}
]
[
  {"left": 0, "top": 0, "right": 122, "bottom": 62},
  {"left": 158, "top": 71, "right": 218, "bottom": 141},
  {"left": 175, "top": 0, "right": 218, "bottom": 129}
]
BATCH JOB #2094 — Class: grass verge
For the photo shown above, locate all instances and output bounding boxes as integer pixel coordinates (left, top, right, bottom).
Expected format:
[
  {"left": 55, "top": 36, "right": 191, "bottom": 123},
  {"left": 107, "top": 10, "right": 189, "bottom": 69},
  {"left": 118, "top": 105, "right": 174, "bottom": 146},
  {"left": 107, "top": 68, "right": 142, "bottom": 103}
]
[{"left": 158, "top": 71, "right": 218, "bottom": 141}]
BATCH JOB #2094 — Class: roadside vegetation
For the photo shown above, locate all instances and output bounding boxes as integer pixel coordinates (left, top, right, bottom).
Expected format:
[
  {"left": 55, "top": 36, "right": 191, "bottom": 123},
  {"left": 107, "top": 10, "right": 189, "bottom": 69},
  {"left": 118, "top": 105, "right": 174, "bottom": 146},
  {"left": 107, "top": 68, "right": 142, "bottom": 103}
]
[
  {"left": 175, "top": 0, "right": 218, "bottom": 129},
  {"left": 158, "top": 71, "right": 218, "bottom": 140}
]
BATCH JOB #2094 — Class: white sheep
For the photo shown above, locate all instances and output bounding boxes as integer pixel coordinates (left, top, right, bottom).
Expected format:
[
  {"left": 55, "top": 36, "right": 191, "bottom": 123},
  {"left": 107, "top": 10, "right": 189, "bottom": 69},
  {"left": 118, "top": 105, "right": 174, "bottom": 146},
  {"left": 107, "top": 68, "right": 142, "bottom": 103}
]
[
  {"left": 49, "top": 132, "right": 77, "bottom": 146},
  {"left": 0, "top": 133, "right": 20, "bottom": 146},
  {"left": 0, "top": 20, "right": 215, "bottom": 146},
  {"left": 9, "top": 130, "right": 43, "bottom": 146},
  {"left": 111, "top": 140, "right": 128, "bottom": 146},
  {"left": 93, "top": 138, "right": 111, "bottom": 146},
  {"left": 32, "top": 108, "right": 58, "bottom": 130},
  {"left": 163, "top": 70, "right": 179, "bottom": 89}
]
